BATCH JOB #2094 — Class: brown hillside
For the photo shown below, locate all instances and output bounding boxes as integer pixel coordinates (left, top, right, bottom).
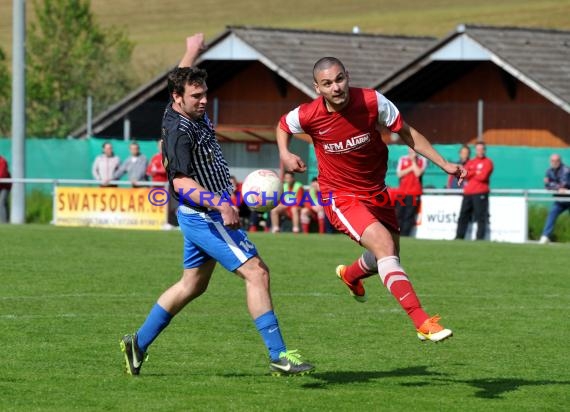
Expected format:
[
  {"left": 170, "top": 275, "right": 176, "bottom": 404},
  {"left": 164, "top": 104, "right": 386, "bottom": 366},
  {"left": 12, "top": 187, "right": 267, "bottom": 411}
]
[{"left": 1, "top": 0, "right": 569, "bottom": 85}]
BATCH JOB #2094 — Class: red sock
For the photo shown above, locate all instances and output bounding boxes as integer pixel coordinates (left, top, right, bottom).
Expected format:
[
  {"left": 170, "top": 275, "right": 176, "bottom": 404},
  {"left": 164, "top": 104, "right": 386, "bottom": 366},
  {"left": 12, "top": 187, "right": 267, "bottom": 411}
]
[
  {"left": 383, "top": 272, "right": 429, "bottom": 328},
  {"left": 248, "top": 225, "right": 257, "bottom": 232},
  {"left": 318, "top": 218, "right": 325, "bottom": 234},
  {"left": 302, "top": 223, "right": 310, "bottom": 233},
  {"left": 344, "top": 257, "right": 376, "bottom": 283}
]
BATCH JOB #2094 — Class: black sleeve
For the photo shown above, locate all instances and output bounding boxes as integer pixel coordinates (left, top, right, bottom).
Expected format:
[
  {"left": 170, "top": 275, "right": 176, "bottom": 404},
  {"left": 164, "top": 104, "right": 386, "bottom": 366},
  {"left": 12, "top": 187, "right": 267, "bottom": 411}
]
[{"left": 163, "top": 129, "right": 196, "bottom": 180}]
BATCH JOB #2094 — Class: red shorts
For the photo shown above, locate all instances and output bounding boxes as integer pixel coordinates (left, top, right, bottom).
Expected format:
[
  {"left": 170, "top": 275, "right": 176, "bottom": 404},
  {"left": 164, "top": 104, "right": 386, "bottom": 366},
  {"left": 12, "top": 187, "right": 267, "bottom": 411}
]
[
  {"left": 284, "top": 205, "right": 300, "bottom": 220},
  {"left": 324, "top": 193, "right": 399, "bottom": 242}
]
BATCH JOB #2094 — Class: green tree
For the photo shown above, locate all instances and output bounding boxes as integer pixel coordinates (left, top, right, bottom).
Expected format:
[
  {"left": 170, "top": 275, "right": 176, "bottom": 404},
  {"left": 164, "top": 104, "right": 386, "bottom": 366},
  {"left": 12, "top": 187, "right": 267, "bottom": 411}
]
[
  {"left": 26, "top": 0, "right": 136, "bottom": 137},
  {"left": 0, "top": 48, "right": 10, "bottom": 137}
]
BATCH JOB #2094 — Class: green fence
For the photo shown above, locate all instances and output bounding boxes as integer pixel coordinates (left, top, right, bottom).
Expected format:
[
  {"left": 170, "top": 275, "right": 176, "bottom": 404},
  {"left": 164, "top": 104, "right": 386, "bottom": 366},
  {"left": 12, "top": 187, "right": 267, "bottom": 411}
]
[
  {"left": 309, "top": 144, "right": 570, "bottom": 189},
  {"left": 0, "top": 138, "right": 160, "bottom": 181},
  {"left": 1, "top": 138, "right": 570, "bottom": 190}
]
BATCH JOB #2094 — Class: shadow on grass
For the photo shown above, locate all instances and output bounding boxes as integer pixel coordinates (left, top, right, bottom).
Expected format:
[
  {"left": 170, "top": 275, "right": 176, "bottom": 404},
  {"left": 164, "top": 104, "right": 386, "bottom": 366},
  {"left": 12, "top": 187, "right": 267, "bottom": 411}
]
[
  {"left": 388, "top": 373, "right": 570, "bottom": 399},
  {"left": 219, "top": 365, "right": 443, "bottom": 383},
  {"left": 302, "top": 366, "right": 446, "bottom": 389},
  {"left": 459, "top": 378, "right": 570, "bottom": 399},
  {"left": 221, "top": 368, "right": 570, "bottom": 399}
]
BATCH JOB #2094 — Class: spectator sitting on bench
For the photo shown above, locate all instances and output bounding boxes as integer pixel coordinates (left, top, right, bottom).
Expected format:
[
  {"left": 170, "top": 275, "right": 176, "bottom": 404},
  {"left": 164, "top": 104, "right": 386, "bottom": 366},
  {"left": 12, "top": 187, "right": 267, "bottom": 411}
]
[
  {"left": 270, "top": 171, "right": 304, "bottom": 233},
  {"left": 301, "top": 177, "right": 326, "bottom": 234}
]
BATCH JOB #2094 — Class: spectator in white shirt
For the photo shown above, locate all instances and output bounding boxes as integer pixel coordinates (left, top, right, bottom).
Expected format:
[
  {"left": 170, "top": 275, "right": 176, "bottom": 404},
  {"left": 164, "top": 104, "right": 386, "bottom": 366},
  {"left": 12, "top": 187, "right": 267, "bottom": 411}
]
[{"left": 92, "top": 142, "right": 120, "bottom": 187}]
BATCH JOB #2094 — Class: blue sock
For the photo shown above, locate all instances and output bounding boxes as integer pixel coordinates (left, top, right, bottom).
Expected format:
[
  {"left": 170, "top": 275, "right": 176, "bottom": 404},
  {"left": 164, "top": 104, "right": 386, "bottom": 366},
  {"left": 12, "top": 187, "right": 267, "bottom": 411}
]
[
  {"left": 137, "top": 303, "right": 173, "bottom": 352},
  {"left": 254, "top": 310, "right": 286, "bottom": 361}
]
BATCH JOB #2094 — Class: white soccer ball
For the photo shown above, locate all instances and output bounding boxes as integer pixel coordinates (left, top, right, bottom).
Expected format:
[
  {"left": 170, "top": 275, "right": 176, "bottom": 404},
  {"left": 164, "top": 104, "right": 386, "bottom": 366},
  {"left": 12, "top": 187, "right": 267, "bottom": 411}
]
[{"left": 241, "top": 169, "right": 283, "bottom": 212}]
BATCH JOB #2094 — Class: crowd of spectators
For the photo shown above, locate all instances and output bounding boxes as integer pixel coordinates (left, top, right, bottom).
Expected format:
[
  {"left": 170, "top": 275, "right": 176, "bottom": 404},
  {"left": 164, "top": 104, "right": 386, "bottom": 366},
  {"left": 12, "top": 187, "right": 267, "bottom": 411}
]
[{"left": 92, "top": 141, "right": 149, "bottom": 187}]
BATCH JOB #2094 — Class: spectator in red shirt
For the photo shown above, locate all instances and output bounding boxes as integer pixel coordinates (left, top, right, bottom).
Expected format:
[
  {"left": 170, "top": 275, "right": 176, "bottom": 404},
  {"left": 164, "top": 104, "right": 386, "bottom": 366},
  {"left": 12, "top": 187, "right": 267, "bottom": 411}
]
[
  {"left": 0, "top": 155, "right": 11, "bottom": 223},
  {"left": 455, "top": 142, "right": 494, "bottom": 240},
  {"left": 395, "top": 147, "right": 427, "bottom": 236},
  {"left": 147, "top": 139, "right": 178, "bottom": 229},
  {"left": 146, "top": 140, "right": 168, "bottom": 183}
]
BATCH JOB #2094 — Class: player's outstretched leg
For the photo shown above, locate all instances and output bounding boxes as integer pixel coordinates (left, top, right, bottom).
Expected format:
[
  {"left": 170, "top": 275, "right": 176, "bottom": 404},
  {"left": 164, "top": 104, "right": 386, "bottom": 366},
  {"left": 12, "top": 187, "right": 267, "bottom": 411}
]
[
  {"left": 377, "top": 255, "right": 453, "bottom": 343},
  {"left": 254, "top": 309, "right": 315, "bottom": 376},
  {"left": 241, "top": 257, "right": 315, "bottom": 376}
]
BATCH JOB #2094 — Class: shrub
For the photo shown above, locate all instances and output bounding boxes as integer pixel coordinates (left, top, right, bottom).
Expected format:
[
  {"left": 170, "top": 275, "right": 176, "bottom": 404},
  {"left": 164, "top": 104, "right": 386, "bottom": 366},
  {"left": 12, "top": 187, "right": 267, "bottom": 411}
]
[
  {"left": 528, "top": 204, "right": 570, "bottom": 242},
  {"left": 26, "top": 189, "right": 52, "bottom": 224}
]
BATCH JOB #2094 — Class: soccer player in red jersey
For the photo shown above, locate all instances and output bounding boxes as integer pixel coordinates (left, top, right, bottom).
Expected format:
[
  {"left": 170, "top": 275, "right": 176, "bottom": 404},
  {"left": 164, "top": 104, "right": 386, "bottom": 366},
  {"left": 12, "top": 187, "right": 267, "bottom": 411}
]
[{"left": 277, "top": 57, "right": 466, "bottom": 342}]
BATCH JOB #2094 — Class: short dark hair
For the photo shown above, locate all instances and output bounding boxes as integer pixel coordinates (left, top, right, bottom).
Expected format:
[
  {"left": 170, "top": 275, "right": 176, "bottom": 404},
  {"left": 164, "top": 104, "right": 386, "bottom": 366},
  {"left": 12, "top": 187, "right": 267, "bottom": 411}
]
[
  {"left": 313, "top": 57, "right": 346, "bottom": 81},
  {"left": 167, "top": 67, "right": 208, "bottom": 96}
]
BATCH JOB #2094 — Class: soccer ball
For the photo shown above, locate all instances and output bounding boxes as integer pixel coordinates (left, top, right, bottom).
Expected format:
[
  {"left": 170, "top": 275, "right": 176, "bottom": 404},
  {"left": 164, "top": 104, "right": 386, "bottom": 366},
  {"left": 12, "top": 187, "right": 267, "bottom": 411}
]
[{"left": 241, "top": 169, "right": 283, "bottom": 212}]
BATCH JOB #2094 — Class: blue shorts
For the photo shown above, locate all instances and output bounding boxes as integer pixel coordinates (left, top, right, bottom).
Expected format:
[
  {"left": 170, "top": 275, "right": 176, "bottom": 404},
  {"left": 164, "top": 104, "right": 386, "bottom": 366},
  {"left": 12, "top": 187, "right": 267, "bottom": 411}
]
[{"left": 177, "top": 207, "right": 258, "bottom": 272}]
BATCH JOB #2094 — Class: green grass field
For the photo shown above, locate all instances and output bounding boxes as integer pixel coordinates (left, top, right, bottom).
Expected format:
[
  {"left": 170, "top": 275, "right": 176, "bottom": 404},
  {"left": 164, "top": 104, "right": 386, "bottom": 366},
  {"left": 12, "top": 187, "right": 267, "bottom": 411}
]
[
  {"left": 1, "top": 0, "right": 569, "bottom": 83},
  {"left": 1, "top": 225, "right": 569, "bottom": 411}
]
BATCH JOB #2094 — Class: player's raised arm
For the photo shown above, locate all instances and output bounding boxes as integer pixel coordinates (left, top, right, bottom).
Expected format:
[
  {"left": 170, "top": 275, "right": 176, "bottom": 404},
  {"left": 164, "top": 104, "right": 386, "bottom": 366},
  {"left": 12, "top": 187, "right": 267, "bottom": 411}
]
[
  {"left": 397, "top": 122, "right": 467, "bottom": 185},
  {"left": 178, "top": 33, "right": 207, "bottom": 68}
]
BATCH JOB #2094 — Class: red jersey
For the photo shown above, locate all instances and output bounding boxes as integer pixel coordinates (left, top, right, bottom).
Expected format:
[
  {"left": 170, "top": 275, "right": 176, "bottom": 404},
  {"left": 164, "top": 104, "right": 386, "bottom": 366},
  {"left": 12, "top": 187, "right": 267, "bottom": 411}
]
[
  {"left": 279, "top": 87, "right": 403, "bottom": 197},
  {"left": 230, "top": 182, "right": 242, "bottom": 207},
  {"left": 146, "top": 153, "right": 168, "bottom": 182},
  {"left": 0, "top": 156, "right": 11, "bottom": 190},
  {"left": 463, "top": 156, "right": 493, "bottom": 195},
  {"left": 397, "top": 155, "right": 427, "bottom": 196}
]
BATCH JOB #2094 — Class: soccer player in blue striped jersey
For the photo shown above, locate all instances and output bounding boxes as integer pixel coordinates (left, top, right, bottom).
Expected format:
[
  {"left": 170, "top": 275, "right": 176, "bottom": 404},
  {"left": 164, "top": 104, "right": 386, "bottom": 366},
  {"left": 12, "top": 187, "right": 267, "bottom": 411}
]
[{"left": 120, "top": 34, "right": 314, "bottom": 377}]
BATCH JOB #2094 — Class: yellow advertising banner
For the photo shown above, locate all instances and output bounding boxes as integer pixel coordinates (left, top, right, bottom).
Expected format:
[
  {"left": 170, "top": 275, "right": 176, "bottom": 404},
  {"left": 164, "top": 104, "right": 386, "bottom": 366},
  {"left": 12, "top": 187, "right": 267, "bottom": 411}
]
[{"left": 54, "top": 187, "right": 168, "bottom": 230}]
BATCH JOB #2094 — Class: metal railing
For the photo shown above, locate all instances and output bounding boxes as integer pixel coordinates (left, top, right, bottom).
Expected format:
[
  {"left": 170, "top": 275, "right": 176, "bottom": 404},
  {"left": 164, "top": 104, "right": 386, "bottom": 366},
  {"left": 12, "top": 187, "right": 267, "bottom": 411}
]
[
  {"left": 423, "top": 188, "right": 570, "bottom": 203},
  {"left": 0, "top": 178, "right": 166, "bottom": 187},
  {"left": 1, "top": 178, "right": 568, "bottom": 199},
  {"left": 0, "top": 179, "right": 568, "bottom": 226},
  {"left": 2, "top": 178, "right": 567, "bottom": 196}
]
